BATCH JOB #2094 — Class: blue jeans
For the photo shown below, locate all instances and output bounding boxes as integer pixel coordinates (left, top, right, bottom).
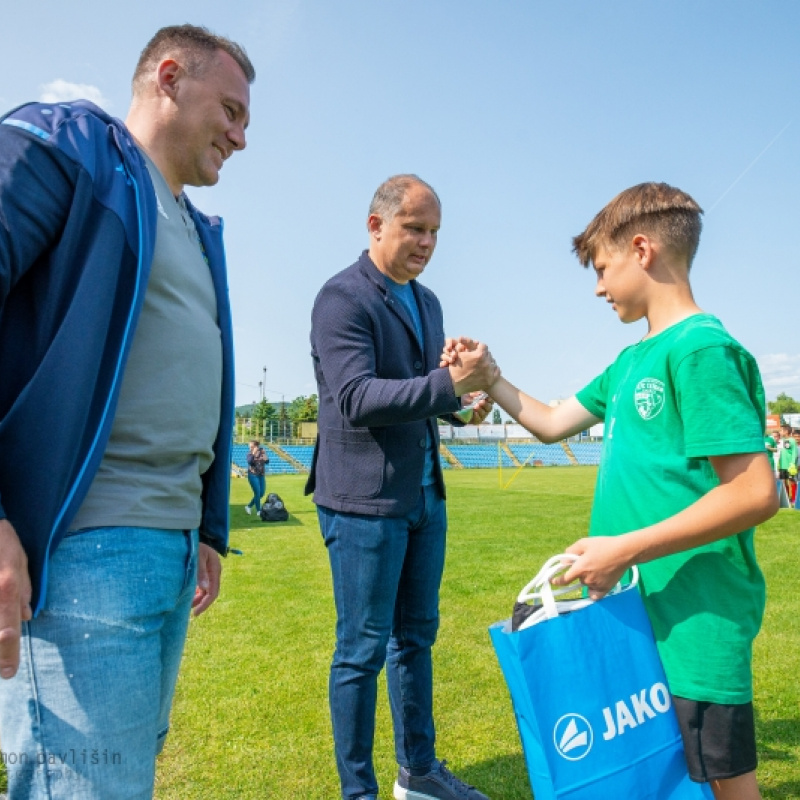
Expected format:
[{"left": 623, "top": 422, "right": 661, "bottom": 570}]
[
  {"left": 247, "top": 472, "right": 266, "bottom": 509},
  {"left": 318, "top": 485, "right": 447, "bottom": 800},
  {"left": 0, "top": 527, "right": 198, "bottom": 799}
]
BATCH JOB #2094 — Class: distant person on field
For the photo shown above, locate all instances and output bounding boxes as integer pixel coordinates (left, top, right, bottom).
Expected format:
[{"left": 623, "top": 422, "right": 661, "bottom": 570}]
[
  {"left": 777, "top": 423, "right": 797, "bottom": 502},
  {"left": 308, "top": 174, "right": 497, "bottom": 800},
  {"left": 794, "top": 429, "right": 800, "bottom": 506},
  {"left": 245, "top": 439, "right": 269, "bottom": 514},
  {"left": 0, "top": 24, "right": 253, "bottom": 798},
  {"left": 764, "top": 428, "right": 777, "bottom": 473},
  {"left": 444, "top": 182, "right": 778, "bottom": 800}
]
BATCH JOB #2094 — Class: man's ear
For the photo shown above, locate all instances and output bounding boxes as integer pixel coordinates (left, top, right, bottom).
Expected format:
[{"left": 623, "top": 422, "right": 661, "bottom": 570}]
[
  {"left": 155, "top": 58, "right": 182, "bottom": 99},
  {"left": 367, "top": 213, "right": 383, "bottom": 238},
  {"left": 631, "top": 233, "right": 656, "bottom": 270}
]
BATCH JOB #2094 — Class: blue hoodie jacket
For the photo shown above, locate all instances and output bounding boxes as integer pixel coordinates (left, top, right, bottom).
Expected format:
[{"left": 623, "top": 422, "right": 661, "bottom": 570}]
[{"left": 0, "top": 100, "right": 234, "bottom": 613}]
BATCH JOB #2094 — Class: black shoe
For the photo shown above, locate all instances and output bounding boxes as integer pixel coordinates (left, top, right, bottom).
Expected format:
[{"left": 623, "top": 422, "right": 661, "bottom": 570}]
[{"left": 393, "top": 759, "right": 490, "bottom": 800}]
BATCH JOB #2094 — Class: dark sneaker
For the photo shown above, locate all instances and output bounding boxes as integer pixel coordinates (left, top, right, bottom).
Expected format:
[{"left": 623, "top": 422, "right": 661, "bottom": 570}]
[{"left": 393, "top": 759, "right": 490, "bottom": 800}]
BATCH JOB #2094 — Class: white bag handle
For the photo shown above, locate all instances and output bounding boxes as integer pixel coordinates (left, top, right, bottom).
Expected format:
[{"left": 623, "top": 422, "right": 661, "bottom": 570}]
[{"left": 515, "top": 553, "right": 639, "bottom": 631}]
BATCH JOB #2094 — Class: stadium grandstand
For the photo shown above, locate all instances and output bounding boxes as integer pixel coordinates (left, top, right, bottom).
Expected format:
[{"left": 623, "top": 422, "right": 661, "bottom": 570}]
[
  {"left": 231, "top": 422, "right": 602, "bottom": 475},
  {"left": 231, "top": 442, "right": 304, "bottom": 476}
]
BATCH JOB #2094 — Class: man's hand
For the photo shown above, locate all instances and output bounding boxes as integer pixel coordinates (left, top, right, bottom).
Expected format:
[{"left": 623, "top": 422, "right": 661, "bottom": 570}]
[
  {"left": 0, "top": 520, "right": 32, "bottom": 679},
  {"left": 554, "top": 536, "right": 634, "bottom": 600},
  {"left": 460, "top": 391, "right": 495, "bottom": 425},
  {"left": 192, "top": 543, "right": 222, "bottom": 617},
  {"left": 440, "top": 337, "right": 462, "bottom": 368},
  {"left": 443, "top": 336, "right": 500, "bottom": 396}
]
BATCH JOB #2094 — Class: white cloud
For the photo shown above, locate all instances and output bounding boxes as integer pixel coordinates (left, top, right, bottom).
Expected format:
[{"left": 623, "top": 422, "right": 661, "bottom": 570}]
[
  {"left": 39, "top": 79, "right": 108, "bottom": 109},
  {"left": 756, "top": 354, "right": 800, "bottom": 399}
]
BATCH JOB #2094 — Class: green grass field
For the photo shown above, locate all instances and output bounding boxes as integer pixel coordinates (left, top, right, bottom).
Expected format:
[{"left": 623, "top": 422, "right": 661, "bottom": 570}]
[{"left": 152, "top": 468, "right": 800, "bottom": 799}]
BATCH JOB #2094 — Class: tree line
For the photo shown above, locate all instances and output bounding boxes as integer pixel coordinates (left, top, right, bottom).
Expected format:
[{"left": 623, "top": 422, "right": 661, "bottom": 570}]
[
  {"left": 238, "top": 393, "right": 797, "bottom": 428},
  {"left": 768, "top": 393, "right": 800, "bottom": 415}
]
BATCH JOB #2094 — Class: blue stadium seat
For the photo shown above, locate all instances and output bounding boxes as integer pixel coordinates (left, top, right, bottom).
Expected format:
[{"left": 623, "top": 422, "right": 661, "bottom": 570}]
[
  {"left": 509, "top": 443, "right": 572, "bottom": 467},
  {"left": 230, "top": 443, "right": 299, "bottom": 475},
  {"left": 447, "top": 444, "right": 514, "bottom": 469},
  {"left": 281, "top": 445, "right": 315, "bottom": 470},
  {"left": 263, "top": 449, "right": 297, "bottom": 475},
  {"left": 569, "top": 442, "right": 603, "bottom": 465},
  {"left": 231, "top": 443, "right": 249, "bottom": 470}
]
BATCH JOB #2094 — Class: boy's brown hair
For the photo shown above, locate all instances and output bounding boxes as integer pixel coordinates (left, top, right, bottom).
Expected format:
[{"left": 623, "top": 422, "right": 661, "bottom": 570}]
[{"left": 572, "top": 182, "right": 703, "bottom": 269}]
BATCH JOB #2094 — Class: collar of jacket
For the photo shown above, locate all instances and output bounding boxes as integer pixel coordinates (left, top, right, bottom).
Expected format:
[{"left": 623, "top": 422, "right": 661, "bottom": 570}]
[
  {"left": 356, "top": 249, "right": 393, "bottom": 295},
  {"left": 355, "top": 248, "right": 431, "bottom": 309},
  {"left": 354, "top": 250, "right": 434, "bottom": 361}
]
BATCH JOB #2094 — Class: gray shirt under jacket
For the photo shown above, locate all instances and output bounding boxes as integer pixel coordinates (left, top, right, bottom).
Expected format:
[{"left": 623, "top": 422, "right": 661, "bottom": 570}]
[{"left": 70, "top": 152, "right": 223, "bottom": 532}]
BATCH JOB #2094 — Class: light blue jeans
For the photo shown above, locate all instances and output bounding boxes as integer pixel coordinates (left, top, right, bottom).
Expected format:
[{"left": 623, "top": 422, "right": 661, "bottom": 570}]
[
  {"left": 318, "top": 485, "right": 447, "bottom": 800},
  {"left": 0, "top": 527, "right": 198, "bottom": 799}
]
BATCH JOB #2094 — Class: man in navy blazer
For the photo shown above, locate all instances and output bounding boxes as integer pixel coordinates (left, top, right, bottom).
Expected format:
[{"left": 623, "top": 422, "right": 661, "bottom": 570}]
[{"left": 307, "top": 175, "right": 497, "bottom": 800}]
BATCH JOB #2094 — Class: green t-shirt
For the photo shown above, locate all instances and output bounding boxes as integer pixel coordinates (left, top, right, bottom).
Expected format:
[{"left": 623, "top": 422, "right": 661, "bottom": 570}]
[
  {"left": 764, "top": 435, "right": 778, "bottom": 469},
  {"left": 778, "top": 437, "right": 798, "bottom": 470},
  {"left": 576, "top": 314, "right": 767, "bottom": 704}
]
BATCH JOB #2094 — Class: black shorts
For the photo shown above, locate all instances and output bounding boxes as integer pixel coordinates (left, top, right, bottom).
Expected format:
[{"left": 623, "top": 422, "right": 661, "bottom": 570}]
[
  {"left": 673, "top": 696, "right": 757, "bottom": 782},
  {"left": 778, "top": 468, "right": 791, "bottom": 480}
]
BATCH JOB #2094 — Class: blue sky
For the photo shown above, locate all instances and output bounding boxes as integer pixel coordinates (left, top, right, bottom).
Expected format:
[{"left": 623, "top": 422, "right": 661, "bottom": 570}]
[{"left": 2, "top": 1, "right": 798, "bottom": 411}]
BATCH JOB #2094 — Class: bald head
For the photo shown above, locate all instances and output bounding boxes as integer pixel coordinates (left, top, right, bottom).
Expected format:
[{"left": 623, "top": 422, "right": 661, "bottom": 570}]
[
  {"left": 367, "top": 175, "right": 441, "bottom": 285},
  {"left": 368, "top": 174, "right": 441, "bottom": 226}
]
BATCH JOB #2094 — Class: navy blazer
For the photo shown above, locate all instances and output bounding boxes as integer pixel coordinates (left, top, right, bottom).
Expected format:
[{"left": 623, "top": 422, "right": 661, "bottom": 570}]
[{"left": 306, "top": 251, "right": 461, "bottom": 515}]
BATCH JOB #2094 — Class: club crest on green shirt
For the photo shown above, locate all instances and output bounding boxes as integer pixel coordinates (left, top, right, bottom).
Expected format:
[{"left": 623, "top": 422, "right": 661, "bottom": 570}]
[{"left": 634, "top": 378, "right": 665, "bottom": 421}]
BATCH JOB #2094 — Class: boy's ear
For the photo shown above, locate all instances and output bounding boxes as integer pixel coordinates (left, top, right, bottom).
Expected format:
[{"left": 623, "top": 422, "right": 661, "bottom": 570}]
[{"left": 631, "top": 233, "right": 655, "bottom": 270}]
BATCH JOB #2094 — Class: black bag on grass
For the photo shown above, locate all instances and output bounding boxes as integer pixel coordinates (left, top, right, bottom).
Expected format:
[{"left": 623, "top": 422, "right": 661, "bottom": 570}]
[{"left": 259, "top": 493, "right": 289, "bottom": 522}]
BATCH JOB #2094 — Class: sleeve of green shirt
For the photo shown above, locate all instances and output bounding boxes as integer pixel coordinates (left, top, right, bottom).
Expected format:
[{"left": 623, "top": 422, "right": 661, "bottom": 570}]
[
  {"left": 575, "top": 362, "right": 613, "bottom": 420},
  {"left": 674, "top": 345, "right": 766, "bottom": 459}
]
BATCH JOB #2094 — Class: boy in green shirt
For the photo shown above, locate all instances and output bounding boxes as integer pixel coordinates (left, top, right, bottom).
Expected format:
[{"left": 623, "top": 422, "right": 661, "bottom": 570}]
[
  {"left": 777, "top": 423, "right": 797, "bottom": 501},
  {"left": 764, "top": 431, "right": 777, "bottom": 466},
  {"left": 443, "top": 182, "right": 778, "bottom": 799}
]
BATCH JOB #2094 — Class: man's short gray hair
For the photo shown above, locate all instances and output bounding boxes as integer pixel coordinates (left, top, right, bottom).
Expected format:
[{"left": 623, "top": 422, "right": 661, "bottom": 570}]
[{"left": 368, "top": 174, "right": 441, "bottom": 222}]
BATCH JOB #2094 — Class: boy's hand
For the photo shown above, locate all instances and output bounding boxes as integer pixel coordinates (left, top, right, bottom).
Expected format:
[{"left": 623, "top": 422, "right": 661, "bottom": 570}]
[
  {"left": 442, "top": 336, "right": 500, "bottom": 396},
  {"left": 555, "top": 536, "right": 634, "bottom": 600}
]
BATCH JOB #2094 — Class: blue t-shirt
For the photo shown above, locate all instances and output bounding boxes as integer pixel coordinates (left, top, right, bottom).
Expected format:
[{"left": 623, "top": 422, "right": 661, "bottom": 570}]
[{"left": 386, "top": 277, "right": 435, "bottom": 486}]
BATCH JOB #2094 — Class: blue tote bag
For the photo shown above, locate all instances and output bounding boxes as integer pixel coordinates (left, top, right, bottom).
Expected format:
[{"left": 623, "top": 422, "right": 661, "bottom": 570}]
[{"left": 489, "top": 555, "right": 713, "bottom": 800}]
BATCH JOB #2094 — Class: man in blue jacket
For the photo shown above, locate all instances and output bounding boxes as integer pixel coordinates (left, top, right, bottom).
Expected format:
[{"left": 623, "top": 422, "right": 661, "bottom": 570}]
[
  {"left": 0, "top": 25, "right": 253, "bottom": 798},
  {"left": 308, "top": 175, "right": 497, "bottom": 800}
]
